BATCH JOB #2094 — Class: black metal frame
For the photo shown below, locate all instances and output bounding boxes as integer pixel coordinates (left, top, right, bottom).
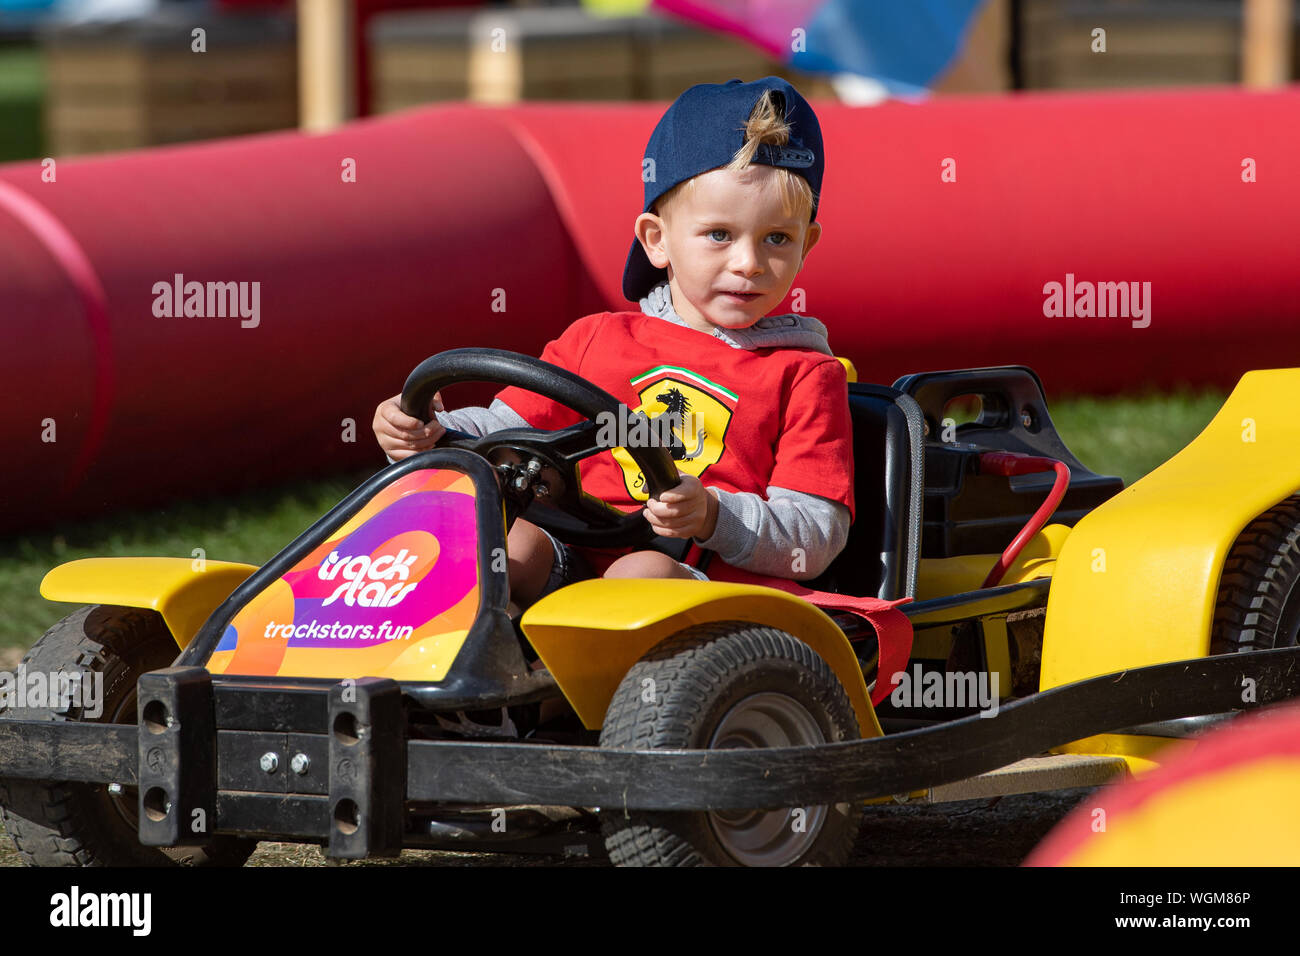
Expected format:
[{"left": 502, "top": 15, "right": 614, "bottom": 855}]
[
  {"left": 893, "top": 365, "right": 1126, "bottom": 557},
  {"left": 1, "top": 646, "right": 1297, "bottom": 856}
]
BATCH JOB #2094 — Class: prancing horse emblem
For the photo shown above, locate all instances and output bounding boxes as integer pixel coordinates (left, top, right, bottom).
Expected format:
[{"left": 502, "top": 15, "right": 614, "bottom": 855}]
[{"left": 653, "top": 387, "right": 707, "bottom": 461}]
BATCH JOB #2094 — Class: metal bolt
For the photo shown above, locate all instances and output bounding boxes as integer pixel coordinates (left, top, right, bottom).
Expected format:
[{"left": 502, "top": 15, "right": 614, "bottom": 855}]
[
  {"left": 259, "top": 752, "right": 280, "bottom": 774},
  {"left": 290, "top": 753, "right": 311, "bottom": 775}
]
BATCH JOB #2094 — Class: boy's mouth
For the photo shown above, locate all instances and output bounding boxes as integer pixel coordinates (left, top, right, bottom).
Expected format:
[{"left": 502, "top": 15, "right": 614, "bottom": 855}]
[{"left": 719, "top": 291, "right": 762, "bottom": 303}]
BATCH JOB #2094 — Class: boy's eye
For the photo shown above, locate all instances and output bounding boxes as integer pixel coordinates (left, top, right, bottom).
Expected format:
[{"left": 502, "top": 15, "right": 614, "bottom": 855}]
[{"left": 706, "top": 230, "right": 792, "bottom": 244}]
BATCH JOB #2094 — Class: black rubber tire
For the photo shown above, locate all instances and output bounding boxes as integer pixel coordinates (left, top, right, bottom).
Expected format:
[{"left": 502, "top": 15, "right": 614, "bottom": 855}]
[
  {"left": 598, "top": 621, "right": 861, "bottom": 867},
  {"left": 0, "top": 606, "right": 258, "bottom": 867},
  {"left": 1211, "top": 494, "right": 1300, "bottom": 654}
]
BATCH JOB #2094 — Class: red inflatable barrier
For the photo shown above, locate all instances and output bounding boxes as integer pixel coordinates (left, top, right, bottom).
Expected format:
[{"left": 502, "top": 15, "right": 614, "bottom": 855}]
[{"left": 1, "top": 87, "right": 1297, "bottom": 530}]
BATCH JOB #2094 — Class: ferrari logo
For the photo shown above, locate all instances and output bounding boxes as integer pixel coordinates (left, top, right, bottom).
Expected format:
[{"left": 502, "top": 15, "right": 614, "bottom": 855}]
[{"left": 611, "top": 369, "right": 735, "bottom": 501}]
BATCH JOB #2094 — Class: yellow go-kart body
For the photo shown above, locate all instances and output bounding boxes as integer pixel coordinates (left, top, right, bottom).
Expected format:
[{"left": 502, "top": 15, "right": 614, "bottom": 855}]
[{"left": 37, "top": 368, "right": 1300, "bottom": 780}]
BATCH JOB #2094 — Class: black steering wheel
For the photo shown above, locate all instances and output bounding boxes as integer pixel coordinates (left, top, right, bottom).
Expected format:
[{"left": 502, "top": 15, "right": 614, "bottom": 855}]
[{"left": 401, "top": 348, "right": 682, "bottom": 549}]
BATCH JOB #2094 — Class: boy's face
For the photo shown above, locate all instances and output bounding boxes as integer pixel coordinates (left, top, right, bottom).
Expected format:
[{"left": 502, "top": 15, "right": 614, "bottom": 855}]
[{"left": 635, "top": 165, "right": 822, "bottom": 334}]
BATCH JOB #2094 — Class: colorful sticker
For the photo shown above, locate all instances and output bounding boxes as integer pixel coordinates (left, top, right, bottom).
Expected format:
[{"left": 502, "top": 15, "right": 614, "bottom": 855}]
[{"left": 207, "top": 468, "right": 484, "bottom": 681}]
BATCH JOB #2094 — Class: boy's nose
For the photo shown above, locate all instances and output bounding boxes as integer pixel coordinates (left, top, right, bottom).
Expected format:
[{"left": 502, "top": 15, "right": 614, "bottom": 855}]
[{"left": 728, "top": 239, "right": 763, "bottom": 276}]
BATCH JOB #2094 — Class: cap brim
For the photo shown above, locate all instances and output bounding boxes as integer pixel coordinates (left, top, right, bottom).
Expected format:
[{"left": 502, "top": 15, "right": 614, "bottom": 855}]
[{"left": 622, "top": 235, "right": 667, "bottom": 303}]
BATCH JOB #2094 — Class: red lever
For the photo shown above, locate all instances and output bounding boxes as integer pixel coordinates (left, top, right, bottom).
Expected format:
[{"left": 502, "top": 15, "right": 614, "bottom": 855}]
[{"left": 978, "top": 452, "right": 1071, "bottom": 589}]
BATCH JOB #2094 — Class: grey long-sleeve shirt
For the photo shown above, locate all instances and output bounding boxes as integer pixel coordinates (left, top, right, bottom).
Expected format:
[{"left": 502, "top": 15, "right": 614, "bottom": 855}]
[{"left": 426, "top": 281, "right": 852, "bottom": 580}]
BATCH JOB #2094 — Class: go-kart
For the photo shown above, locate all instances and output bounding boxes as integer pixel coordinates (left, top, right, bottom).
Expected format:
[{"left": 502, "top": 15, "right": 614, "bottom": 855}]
[{"left": 2, "top": 349, "right": 1299, "bottom": 867}]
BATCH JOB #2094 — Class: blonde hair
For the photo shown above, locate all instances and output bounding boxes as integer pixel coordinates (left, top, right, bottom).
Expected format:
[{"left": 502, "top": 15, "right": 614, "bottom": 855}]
[{"left": 655, "top": 90, "right": 817, "bottom": 222}]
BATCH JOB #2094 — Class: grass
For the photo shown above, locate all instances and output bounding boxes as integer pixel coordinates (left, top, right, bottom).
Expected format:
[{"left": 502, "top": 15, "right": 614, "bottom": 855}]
[
  {"left": 0, "top": 389, "right": 1229, "bottom": 651},
  {"left": 0, "top": 44, "right": 43, "bottom": 163},
  {"left": 0, "top": 467, "right": 375, "bottom": 649},
  {"left": 1045, "top": 385, "right": 1228, "bottom": 486}
]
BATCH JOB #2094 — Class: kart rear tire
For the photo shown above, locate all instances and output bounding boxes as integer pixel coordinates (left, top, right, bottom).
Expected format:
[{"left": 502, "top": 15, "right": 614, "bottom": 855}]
[
  {"left": 1211, "top": 494, "right": 1300, "bottom": 653},
  {"left": 598, "top": 622, "right": 861, "bottom": 867},
  {"left": 0, "top": 605, "right": 258, "bottom": 867}
]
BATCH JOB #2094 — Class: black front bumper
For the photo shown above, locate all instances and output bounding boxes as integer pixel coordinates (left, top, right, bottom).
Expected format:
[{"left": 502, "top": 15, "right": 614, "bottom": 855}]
[{"left": 2, "top": 647, "right": 1299, "bottom": 858}]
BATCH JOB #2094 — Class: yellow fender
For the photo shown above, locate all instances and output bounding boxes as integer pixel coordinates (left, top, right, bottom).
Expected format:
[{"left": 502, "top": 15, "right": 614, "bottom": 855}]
[
  {"left": 520, "top": 578, "right": 882, "bottom": 736},
  {"left": 41, "top": 557, "right": 259, "bottom": 650},
  {"left": 1042, "top": 367, "right": 1300, "bottom": 691}
]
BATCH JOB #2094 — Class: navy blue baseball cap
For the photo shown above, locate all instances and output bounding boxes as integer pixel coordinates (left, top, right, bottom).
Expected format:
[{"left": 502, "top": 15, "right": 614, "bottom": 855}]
[{"left": 622, "top": 76, "right": 825, "bottom": 302}]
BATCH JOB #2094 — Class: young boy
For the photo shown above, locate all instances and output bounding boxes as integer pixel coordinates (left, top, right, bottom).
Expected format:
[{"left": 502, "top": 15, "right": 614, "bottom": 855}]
[{"left": 373, "top": 76, "right": 855, "bottom": 609}]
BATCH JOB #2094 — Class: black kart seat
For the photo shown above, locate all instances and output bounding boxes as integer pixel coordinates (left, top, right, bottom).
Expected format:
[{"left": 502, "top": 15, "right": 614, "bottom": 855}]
[{"left": 804, "top": 384, "right": 924, "bottom": 601}]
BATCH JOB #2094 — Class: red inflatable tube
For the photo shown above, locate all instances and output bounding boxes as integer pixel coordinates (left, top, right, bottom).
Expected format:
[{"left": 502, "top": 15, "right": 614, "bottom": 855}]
[
  {"left": 1026, "top": 703, "right": 1300, "bottom": 866},
  {"left": 1, "top": 87, "right": 1297, "bottom": 531},
  {"left": 0, "top": 106, "right": 604, "bottom": 529}
]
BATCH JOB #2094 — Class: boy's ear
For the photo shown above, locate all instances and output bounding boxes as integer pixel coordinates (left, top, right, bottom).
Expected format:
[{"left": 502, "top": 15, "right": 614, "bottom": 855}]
[
  {"left": 798, "top": 221, "right": 822, "bottom": 269},
  {"left": 635, "top": 212, "right": 671, "bottom": 269}
]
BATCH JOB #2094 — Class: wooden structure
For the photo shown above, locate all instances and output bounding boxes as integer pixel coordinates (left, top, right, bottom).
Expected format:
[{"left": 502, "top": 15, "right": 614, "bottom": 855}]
[
  {"left": 43, "top": 11, "right": 297, "bottom": 155},
  {"left": 369, "top": 7, "right": 805, "bottom": 113},
  {"left": 1020, "top": 0, "right": 1297, "bottom": 89}
]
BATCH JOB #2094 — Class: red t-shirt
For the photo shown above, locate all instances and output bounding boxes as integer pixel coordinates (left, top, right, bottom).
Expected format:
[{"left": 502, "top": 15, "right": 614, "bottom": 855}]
[{"left": 492, "top": 312, "right": 855, "bottom": 559}]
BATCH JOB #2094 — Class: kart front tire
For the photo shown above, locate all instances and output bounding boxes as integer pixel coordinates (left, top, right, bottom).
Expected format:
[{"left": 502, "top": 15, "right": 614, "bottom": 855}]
[
  {"left": 1211, "top": 494, "right": 1300, "bottom": 653},
  {"left": 598, "top": 622, "right": 861, "bottom": 867},
  {"left": 0, "top": 605, "right": 257, "bottom": 867}
]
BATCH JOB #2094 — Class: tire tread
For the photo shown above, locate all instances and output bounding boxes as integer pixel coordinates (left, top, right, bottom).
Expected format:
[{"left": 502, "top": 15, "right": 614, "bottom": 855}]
[
  {"left": 599, "top": 621, "right": 860, "bottom": 867},
  {"left": 0, "top": 606, "right": 256, "bottom": 867},
  {"left": 1211, "top": 495, "right": 1300, "bottom": 654}
]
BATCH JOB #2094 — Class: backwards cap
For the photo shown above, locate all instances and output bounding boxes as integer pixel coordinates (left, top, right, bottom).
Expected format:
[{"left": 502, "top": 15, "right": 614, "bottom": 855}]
[{"left": 622, "top": 75, "right": 825, "bottom": 302}]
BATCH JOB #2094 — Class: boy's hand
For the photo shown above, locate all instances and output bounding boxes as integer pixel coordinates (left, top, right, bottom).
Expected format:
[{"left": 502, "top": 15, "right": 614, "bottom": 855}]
[
  {"left": 643, "top": 473, "right": 719, "bottom": 540},
  {"left": 372, "top": 392, "right": 445, "bottom": 460}
]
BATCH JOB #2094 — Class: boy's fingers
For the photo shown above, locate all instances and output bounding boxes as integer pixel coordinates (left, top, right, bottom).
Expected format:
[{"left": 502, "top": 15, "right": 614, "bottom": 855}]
[
  {"left": 376, "top": 416, "right": 409, "bottom": 437},
  {"left": 383, "top": 394, "right": 444, "bottom": 430},
  {"left": 382, "top": 403, "right": 425, "bottom": 432},
  {"left": 386, "top": 424, "right": 445, "bottom": 447},
  {"left": 643, "top": 508, "right": 688, "bottom": 531},
  {"left": 385, "top": 410, "right": 441, "bottom": 439},
  {"left": 643, "top": 512, "right": 675, "bottom": 535},
  {"left": 648, "top": 496, "right": 702, "bottom": 518},
  {"left": 656, "top": 475, "right": 702, "bottom": 503},
  {"left": 383, "top": 423, "right": 428, "bottom": 443},
  {"left": 406, "top": 434, "right": 443, "bottom": 451}
]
